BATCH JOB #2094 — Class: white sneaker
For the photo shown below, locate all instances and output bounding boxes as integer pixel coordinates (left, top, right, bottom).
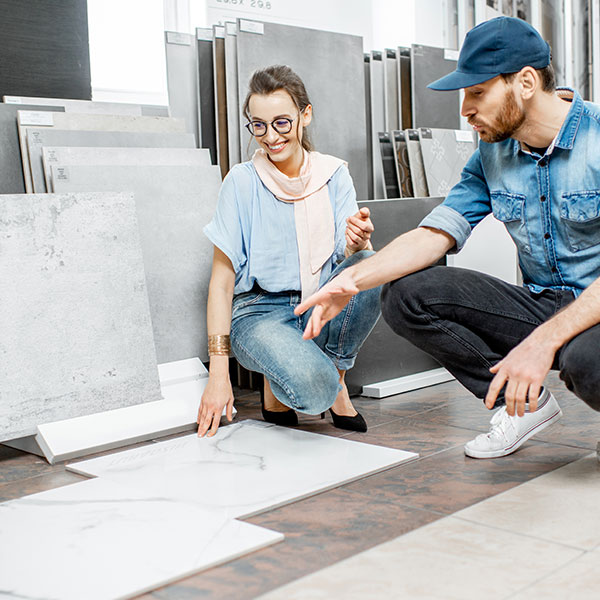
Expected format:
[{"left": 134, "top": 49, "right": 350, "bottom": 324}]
[{"left": 464, "top": 389, "right": 562, "bottom": 459}]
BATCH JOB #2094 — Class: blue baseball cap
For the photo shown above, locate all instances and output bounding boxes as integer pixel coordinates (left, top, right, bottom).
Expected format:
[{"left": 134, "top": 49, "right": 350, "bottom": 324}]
[{"left": 428, "top": 16, "right": 551, "bottom": 91}]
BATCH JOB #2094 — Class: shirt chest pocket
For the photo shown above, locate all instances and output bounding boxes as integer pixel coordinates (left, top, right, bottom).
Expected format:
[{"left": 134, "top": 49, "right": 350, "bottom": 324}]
[
  {"left": 490, "top": 191, "right": 531, "bottom": 253},
  {"left": 560, "top": 191, "right": 600, "bottom": 252}
]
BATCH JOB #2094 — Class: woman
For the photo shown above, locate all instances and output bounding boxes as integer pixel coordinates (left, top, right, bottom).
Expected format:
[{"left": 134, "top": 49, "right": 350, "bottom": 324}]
[{"left": 197, "top": 65, "right": 380, "bottom": 438}]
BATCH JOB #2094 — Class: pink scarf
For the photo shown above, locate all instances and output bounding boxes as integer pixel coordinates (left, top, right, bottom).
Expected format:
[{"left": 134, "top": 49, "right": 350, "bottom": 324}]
[{"left": 252, "top": 149, "right": 345, "bottom": 300}]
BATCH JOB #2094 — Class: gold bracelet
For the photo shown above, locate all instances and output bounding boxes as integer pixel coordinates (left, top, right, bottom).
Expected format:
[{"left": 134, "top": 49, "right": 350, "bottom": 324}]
[{"left": 208, "top": 334, "right": 231, "bottom": 356}]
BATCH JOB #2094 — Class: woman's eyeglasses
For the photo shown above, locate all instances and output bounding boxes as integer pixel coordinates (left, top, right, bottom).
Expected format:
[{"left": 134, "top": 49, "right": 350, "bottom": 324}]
[{"left": 245, "top": 117, "right": 294, "bottom": 137}]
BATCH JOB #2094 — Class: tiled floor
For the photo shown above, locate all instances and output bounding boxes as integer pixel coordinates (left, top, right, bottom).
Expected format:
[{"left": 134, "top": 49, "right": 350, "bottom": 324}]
[{"left": 1, "top": 371, "right": 597, "bottom": 599}]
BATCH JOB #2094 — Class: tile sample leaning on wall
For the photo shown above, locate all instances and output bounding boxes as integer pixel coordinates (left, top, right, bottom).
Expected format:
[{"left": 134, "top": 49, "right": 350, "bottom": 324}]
[
  {"left": 0, "top": 192, "right": 162, "bottom": 442},
  {"left": 405, "top": 128, "right": 429, "bottom": 197},
  {"left": 165, "top": 31, "right": 200, "bottom": 146},
  {"left": 225, "top": 22, "right": 242, "bottom": 167},
  {"left": 196, "top": 27, "right": 218, "bottom": 164},
  {"left": 27, "top": 128, "right": 196, "bottom": 193},
  {"left": 419, "top": 128, "right": 476, "bottom": 197},
  {"left": 17, "top": 110, "right": 186, "bottom": 192},
  {"left": 213, "top": 24, "right": 230, "bottom": 177},
  {"left": 0, "top": 477, "right": 283, "bottom": 600},
  {"left": 411, "top": 44, "right": 460, "bottom": 129},
  {"left": 236, "top": 19, "right": 369, "bottom": 199},
  {"left": 0, "top": 103, "right": 63, "bottom": 194},
  {"left": 369, "top": 50, "right": 386, "bottom": 199},
  {"left": 42, "top": 146, "right": 210, "bottom": 192},
  {"left": 52, "top": 164, "right": 223, "bottom": 363}
]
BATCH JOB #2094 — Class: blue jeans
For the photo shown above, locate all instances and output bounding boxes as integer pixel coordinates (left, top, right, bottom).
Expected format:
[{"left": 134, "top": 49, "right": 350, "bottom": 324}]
[{"left": 230, "top": 251, "right": 381, "bottom": 414}]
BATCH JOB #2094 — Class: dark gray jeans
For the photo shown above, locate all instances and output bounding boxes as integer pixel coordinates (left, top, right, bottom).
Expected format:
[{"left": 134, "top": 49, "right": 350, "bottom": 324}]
[{"left": 381, "top": 265, "right": 600, "bottom": 410}]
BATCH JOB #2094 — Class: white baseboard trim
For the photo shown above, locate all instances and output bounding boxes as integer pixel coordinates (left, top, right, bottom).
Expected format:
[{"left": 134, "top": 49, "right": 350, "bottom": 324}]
[{"left": 361, "top": 368, "right": 455, "bottom": 399}]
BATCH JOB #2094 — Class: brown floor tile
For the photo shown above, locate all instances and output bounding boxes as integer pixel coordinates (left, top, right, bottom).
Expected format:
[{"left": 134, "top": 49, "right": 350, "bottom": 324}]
[
  {"left": 344, "top": 415, "right": 476, "bottom": 457},
  {"left": 0, "top": 470, "right": 88, "bottom": 502},
  {"left": 0, "top": 444, "right": 60, "bottom": 484},
  {"left": 343, "top": 442, "right": 590, "bottom": 515},
  {"left": 141, "top": 489, "right": 440, "bottom": 600}
]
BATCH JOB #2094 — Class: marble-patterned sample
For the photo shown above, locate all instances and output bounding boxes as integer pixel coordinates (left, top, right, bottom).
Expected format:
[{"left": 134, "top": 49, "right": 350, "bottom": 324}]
[
  {"left": 405, "top": 128, "right": 429, "bottom": 197},
  {"left": 346, "top": 198, "right": 444, "bottom": 394},
  {"left": 411, "top": 44, "right": 460, "bottom": 129},
  {"left": 43, "top": 146, "right": 209, "bottom": 192},
  {"left": 196, "top": 28, "right": 218, "bottom": 164},
  {"left": 392, "top": 130, "right": 413, "bottom": 197},
  {"left": 0, "top": 192, "right": 162, "bottom": 442},
  {"left": 0, "top": 477, "right": 283, "bottom": 600},
  {"left": 25, "top": 127, "right": 195, "bottom": 193},
  {"left": 4, "top": 95, "right": 143, "bottom": 115},
  {"left": 18, "top": 110, "right": 186, "bottom": 192},
  {"left": 236, "top": 19, "right": 368, "bottom": 199},
  {"left": 51, "top": 164, "right": 222, "bottom": 363},
  {"left": 419, "top": 127, "right": 476, "bottom": 196},
  {"left": 68, "top": 420, "right": 418, "bottom": 518},
  {"left": 0, "top": 103, "right": 64, "bottom": 194},
  {"left": 225, "top": 22, "right": 242, "bottom": 166},
  {"left": 165, "top": 31, "right": 200, "bottom": 145}
]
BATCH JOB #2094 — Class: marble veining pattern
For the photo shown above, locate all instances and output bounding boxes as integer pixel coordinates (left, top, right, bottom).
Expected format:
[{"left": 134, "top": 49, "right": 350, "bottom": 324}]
[
  {"left": 68, "top": 419, "right": 418, "bottom": 518},
  {"left": 0, "top": 477, "right": 282, "bottom": 600}
]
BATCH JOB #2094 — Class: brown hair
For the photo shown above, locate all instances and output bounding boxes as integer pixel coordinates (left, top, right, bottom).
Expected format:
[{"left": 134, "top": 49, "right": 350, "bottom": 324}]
[
  {"left": 501, "top": 64, "right": 556, "bottom": 93},
  {"left": 242, "top": 65, "right": 314, "bottom": 153}
]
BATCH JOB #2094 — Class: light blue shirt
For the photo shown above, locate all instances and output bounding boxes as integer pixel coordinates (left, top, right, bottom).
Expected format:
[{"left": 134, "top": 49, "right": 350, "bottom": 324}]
[
  {"left": 204, "top": 160, "right": 358, "bottom": 294},
  {"left": 420, "top": 88, "right": 600, "bottom": 298}
]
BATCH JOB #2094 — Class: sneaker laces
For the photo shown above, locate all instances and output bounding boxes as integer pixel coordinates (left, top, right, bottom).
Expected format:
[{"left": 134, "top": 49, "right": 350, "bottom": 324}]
[{"left": 479, "top": 407, "right": 517, "bottom": 444}]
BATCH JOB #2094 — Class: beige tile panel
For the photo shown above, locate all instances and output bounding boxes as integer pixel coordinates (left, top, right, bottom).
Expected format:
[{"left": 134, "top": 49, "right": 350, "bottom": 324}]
[
  {"left": 258, "top": 517, "right": 581, "bottom": 600},
  {"left": 511, "top": 548, "right": 600, "bottom": 599},
  {"left": 454, "top": 454, "right": 600, "bottom": 551}
]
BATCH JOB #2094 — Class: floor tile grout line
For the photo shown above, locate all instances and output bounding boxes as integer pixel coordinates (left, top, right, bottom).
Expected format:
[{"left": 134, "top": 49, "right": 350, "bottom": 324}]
[
  {"left": 502, "top": 549, "right": 590, "bottom": 599},
  {"left": 450, "top": 514, "right": 590, "bottom": 553}
]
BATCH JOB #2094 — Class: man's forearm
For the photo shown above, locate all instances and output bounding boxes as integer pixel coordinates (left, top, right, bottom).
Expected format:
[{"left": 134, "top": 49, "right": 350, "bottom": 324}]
[
  {"left": 533, "top": 276, "right": 600, "bottom": 351},
  {"left": 349, "top": 227, "right": 456, "bottom": 291}
]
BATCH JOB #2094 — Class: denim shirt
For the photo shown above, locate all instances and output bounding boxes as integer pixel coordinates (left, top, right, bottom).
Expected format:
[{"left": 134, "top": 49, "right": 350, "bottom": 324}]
[{"left": 420, "top": 88, "right": 600, "bottom": 298}]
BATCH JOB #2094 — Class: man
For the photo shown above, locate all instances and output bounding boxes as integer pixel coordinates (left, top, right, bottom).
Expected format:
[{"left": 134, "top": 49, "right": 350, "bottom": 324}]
[{"left": 295, "top": 16, "right": 600, "bottom": 459}]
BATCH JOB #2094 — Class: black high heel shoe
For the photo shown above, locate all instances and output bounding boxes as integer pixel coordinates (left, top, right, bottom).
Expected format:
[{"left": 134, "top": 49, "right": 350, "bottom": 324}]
[
  {"left": 328, "top": 408, "right": 367, "bottom": 432},
  {"left": 260, "top": 388, "right": 298, "bottom": 426}
]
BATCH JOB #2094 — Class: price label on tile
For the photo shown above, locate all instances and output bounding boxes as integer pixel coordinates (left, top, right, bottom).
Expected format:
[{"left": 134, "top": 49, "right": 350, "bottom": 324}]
[
  {"left": 225, "top": 22, "right": 237, "bottom": 35},
  {"left": 55, "top": 167, "right": 69, "bottom": 181},
  {"left": 28, "top": 131, "right": 44, "bottom": 146},
  {"left": 166, "top": 32, "right": 191, "bottom": 46},
  {"left": 455, "top": 130, "right": 473, "bottom": 143},
  {"left": 19, "top": 111, "right": 54, "bottom": 126},
  {"left": 444, "top": 49, "right": 459, "bottom": 61},
  {"left": 239, "top": 19, "right": 264, "bottom": 34},
  {"left": 213, "top": 25, "right": 225, "bottom": 38},
  {"left": 45, "top": 149, "right": 58, "bottom": 162},
  {"left": 4, "top": 96, "right": 21, "bottom": 104}
]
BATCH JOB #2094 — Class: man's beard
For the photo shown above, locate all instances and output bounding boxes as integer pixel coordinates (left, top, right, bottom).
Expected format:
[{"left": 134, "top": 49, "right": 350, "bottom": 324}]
[{"left": 475, "top": 89, "right": 526, "bottom": 143}]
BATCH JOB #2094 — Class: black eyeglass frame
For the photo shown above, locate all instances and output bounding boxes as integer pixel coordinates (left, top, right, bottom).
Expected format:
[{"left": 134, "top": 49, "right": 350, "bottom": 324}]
[{"left": 244, "top": 117, "right": 295, "bottom": 137}]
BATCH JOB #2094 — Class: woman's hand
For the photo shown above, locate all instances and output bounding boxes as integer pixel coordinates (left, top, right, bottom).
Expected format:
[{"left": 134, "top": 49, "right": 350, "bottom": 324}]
[
  {"left": 345, "top": 207, "right": 374, "bottom": 254},
  {"left": 197, "top": 374, "right": 235, "bottom": 437}
]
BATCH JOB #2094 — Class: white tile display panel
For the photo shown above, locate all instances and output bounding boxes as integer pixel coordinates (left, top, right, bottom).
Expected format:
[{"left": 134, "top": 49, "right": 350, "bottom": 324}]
[
  {"left": 165, "top": 31, "right": 200, "bottom": 146},
  {"left": 17, "top": 110, "right": 186, "bottom": 192},
  {"left": 43, "top": 146, "right": 210, "bottom": 192},
  {"left": 419, "top": 127, "right": 476, "bottom": 196},
  {"left": 0, "top": 192, "right": 162, "bottom": 442},
  {"left": 68, "top": 419, "right": 418, "bottom": 519},
  {"left": 225, "top": 22, "right": 241, "bottom": 166},
  {"left": 26, "top": 128, "right": 196, "bottom": 193},
  {"left": 4, "top": 94, "right": 144, "bottom": 115},
  {"left": 236, "top": 19, "right": 369, "bottom": 199},
  {"left": 0, "top": 477, "right": 283, "bottom": 600},
  {"left": 51, "top": 164, "right": 222, "bottom": 363}
]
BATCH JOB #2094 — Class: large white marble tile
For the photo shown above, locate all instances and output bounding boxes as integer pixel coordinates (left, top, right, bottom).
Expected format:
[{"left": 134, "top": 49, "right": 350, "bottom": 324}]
[
  {"left": 453, "top": 454, "right": 600, "bottom": 550},
  {"left": 0, "top": 477, "right": 282, "bottom": 600},
  {"left": 0, "top": 192, "right": 162, "bottom": 442},
  {"left": 257, "top": 517, "right": 582, "bottom": 600},
  {"left": 68, "top": 419, "right": 417, "bottom": 518}
]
